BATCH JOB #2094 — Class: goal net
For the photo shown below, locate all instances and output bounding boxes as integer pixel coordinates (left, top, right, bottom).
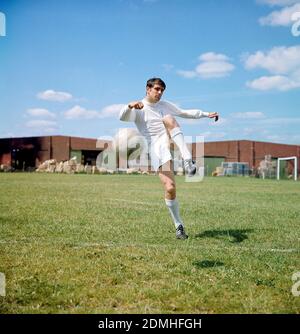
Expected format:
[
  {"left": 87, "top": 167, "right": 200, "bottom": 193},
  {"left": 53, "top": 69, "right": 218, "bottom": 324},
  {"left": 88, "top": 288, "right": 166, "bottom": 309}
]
[{"left": 277, "top": 156, "right": 298, "bottom": 181}]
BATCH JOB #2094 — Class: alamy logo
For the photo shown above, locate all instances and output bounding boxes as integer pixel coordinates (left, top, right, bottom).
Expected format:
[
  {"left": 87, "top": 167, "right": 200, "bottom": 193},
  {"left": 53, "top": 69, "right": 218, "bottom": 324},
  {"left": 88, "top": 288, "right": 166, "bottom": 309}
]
[
  {"left": 0, "top": 12, "right": 6, "bottom": 37},
  {"left": 291, "top": 12, "right": 300, "bottom": 37}
]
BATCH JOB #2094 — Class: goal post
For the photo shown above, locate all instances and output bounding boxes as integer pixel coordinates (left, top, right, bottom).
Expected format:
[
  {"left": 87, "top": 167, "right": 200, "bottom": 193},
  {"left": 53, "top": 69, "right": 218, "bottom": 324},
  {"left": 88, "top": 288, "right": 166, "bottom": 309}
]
[{"left": 276, "top": 156, "right": 298, "bottom": 181}]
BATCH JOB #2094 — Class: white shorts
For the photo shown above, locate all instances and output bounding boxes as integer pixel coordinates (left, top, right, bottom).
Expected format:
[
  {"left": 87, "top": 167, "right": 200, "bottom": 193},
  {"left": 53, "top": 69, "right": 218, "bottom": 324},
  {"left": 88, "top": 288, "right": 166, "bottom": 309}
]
[{"left": 149, "top": 133, "right": 172, "bottom": 172}]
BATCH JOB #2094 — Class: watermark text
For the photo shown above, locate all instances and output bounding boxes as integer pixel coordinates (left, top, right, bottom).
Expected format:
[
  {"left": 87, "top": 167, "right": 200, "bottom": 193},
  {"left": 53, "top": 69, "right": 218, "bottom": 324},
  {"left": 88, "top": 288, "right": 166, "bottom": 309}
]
[
  {"left": 96, "top": 129, "right": 204, "bottom": 182},
  {"left": 291, "top": 12, "right": 300, "bottom": 37}
]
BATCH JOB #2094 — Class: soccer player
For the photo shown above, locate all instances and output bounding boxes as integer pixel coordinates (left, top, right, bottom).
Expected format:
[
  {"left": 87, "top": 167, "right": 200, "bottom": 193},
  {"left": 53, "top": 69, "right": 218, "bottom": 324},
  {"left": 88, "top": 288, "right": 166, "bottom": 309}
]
[{"left": 119, "top": 78, "right": 218, "bottom": 239}]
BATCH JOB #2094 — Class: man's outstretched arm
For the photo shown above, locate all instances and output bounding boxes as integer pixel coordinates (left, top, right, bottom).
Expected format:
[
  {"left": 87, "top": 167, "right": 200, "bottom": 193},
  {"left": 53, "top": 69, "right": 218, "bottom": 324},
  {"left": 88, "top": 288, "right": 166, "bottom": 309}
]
[
  {"left": 119, "top": 101, "right": 144, "bottom": 122},
  {"left": 162, "top": 100, "right": 219, "bottom": 121}
]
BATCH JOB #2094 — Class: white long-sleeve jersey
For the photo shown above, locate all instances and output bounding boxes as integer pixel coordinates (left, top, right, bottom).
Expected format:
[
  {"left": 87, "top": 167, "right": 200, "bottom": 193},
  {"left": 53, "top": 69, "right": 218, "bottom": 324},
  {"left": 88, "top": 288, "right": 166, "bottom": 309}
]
[{"left": 119, "top": 98, "right": 209, "bottom": 143}]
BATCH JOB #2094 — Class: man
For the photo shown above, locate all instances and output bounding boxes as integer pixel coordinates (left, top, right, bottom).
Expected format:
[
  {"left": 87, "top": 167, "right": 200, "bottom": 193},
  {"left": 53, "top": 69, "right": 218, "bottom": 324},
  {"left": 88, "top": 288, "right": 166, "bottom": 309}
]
[{"left": 119, "top": 78, "right": 219, "bottom": 239}]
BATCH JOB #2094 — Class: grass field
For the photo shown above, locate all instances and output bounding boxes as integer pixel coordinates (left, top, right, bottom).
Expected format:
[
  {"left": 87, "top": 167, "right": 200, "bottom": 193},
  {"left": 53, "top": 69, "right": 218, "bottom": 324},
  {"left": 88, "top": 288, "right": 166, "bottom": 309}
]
[{"left": 0, "top": 173, "right": 299, "bottom": 314}]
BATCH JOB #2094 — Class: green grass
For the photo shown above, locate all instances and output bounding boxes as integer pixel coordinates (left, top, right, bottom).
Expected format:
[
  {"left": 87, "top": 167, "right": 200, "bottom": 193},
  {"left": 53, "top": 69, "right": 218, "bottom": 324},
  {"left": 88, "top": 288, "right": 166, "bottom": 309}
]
[{"left": 0, "top": 173, "right": 299, "bottom": 314}]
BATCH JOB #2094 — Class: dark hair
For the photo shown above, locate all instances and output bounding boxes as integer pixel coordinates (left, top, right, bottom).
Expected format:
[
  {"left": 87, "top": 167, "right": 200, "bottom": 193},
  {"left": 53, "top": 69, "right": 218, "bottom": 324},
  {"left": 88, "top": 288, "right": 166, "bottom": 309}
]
[{"left": 146, "top": 78, "right": 166, "bottom": 90}]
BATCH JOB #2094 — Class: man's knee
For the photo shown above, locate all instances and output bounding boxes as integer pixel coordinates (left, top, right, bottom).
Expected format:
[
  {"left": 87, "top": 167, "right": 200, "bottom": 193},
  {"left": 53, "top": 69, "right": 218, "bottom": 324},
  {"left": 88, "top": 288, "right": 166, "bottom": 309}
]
[
  {"left": 163, "top": 114, "right": 179, "bottom": 130},
  {"left": 165, "top": 181, "right": 176, "bottom": 197}
]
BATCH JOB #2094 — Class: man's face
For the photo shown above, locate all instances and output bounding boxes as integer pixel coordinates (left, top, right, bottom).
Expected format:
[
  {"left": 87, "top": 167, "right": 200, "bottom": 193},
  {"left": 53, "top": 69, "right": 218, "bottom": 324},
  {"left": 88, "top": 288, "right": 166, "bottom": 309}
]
[{"left": 146, "top": 84, "right": 165, "bottom": 103}]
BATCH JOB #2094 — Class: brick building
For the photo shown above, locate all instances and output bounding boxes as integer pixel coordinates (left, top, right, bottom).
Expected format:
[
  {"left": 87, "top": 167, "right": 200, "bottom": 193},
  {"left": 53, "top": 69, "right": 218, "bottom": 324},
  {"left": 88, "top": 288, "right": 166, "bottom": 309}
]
[
  {"left": 0, "top": 136, "right": 299, "bottom": 176},
  {"left": 0, "top": 135, "right": 110, "bottom": 170},
  {"left": 192, "top": 139, "right": 300, "bottom": 177}
]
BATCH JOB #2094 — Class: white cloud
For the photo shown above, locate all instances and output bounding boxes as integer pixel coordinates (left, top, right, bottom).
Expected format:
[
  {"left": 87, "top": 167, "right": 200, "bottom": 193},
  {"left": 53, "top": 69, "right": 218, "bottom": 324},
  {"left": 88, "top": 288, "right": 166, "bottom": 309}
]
[
  {"left": 26, "top": 108, "right": 56, "bottom": 118},
  {"left": 64, "top": 104, "right": 125, "bottom": 120},
  {"left": 177, "top": 52, "right": 235, "bottom": 79},
  {"left": 198, "top": 53, "right": 230, "bottom": 62},
  {"left": 64, "top": 105, "right": 99, "bottom": 119},
  {"left": 195, "top": 60, "right": 234, "bottom": 79},
  {"left": 257, "top": 0, "right": 300, "bottom": 7},
  {"left": 246, "top": 75, "right": 300, "bottom": 90},
  {"left": 259, "top": 3, "right": 300, "bottom": 26},
  {"left": 99, "top": 104, "right": 126, "bottom": 118},
  {"left": 244, "top": 46, "right": 300, "bottom": 73},
  {"left": 243, "top": 46, "right": 300, "bottom": 91},
  {"left": 25, "top": 119, "right": 57, "bottom": 130},
  {"left": 232, "top": 112, "right": 266, "bottom": 119},
  {"left": 37, "top": 89, "right": 73, "bottom": 102}
]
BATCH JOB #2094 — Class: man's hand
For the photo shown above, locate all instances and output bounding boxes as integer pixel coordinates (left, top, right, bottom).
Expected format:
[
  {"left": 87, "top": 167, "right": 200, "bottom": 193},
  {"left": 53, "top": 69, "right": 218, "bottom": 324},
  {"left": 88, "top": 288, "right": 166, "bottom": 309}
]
[
  {"left": 208, "top": 112, "right": 219, "bottom": 122},
  {"left": 128, "top": 101, "right": 144, "bottom": 110}
]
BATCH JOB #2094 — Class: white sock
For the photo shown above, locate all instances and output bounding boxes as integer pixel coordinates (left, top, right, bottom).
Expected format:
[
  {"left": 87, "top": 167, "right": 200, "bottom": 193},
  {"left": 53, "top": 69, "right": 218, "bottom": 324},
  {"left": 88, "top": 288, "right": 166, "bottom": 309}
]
[
  {"left": 165, "top": 198, "right": 184, "bottom": 229},
  {"left": 170, "top": 127, "right": 192, "bottom": 161}
]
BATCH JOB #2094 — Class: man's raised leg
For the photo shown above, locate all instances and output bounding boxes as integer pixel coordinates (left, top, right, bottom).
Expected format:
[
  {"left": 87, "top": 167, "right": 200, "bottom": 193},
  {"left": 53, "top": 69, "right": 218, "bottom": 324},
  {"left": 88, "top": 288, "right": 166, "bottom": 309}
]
[{"left": 162, "top": 115, "right": 196, "bottom": 177}]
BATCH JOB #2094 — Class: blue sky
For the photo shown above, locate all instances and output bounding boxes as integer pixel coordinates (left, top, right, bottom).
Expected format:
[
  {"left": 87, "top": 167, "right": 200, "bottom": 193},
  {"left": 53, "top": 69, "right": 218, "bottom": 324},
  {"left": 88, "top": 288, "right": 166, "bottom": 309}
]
[{"left": 0, "top": 0, "right": 300, "bottom": 144}]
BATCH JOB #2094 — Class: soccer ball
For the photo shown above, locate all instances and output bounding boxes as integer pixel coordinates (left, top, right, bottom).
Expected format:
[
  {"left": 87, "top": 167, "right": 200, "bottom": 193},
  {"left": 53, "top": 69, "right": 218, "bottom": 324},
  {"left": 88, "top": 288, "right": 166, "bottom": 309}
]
[{"left": 113, "top": 128, "right": 147, "bottom": 159}]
